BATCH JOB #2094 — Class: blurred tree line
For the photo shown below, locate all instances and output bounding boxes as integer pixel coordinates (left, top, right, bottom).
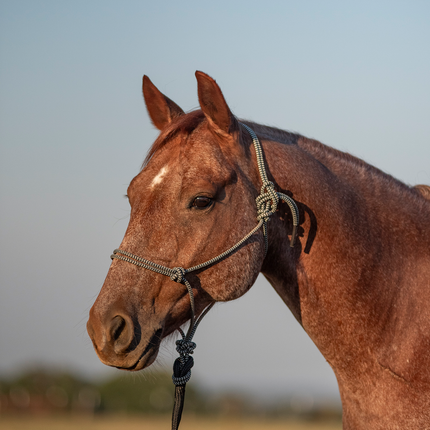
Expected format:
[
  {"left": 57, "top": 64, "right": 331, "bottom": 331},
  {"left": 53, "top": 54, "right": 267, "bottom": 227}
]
[
  {"left": 0, "top": 368, "right": 188, "bottom": 415},
  {"left": 0, "top": 368, "right": 341, "bottom": 422}
]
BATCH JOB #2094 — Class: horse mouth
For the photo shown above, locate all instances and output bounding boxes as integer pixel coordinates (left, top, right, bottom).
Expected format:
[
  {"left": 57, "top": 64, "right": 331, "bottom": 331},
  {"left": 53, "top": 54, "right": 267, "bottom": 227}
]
[{"left": 114, "top": 328, "right": 163, "bottom": 371}]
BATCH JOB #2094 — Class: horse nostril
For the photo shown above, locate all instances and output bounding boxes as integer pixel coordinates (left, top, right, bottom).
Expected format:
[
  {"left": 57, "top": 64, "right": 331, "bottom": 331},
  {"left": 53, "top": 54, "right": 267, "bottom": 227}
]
[
  {"left": 109, "top": 315, "right": 134, "bottom": 354},
  {"left": 111, "top": 315, "right": 126, "bottom": 341}
]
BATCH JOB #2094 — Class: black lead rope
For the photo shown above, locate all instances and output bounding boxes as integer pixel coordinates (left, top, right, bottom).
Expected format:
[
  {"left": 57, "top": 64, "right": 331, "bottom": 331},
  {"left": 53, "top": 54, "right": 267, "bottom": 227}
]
[
  {"left": 172, "top": 383, "right": 186, "bottom": 430},
  {"left": 171, "top": 337, "right": 195, "bottom": 430},
  {"left": 110, "top": 124, "right": 299, "bottom": 430},
  {"left": 170, "top": 305, "right": 213, "bottom": 430}
]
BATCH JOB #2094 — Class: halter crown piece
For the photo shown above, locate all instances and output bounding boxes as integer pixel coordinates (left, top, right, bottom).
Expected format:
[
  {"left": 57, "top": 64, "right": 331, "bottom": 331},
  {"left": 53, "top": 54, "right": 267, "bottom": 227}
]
[{"left": 110, "top": 123, "right": 299, "bottom": 430}]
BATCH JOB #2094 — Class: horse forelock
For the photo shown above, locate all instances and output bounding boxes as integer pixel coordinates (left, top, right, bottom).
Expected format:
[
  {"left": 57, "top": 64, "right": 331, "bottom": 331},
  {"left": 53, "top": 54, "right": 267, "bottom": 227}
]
[{"left": 142, "top": 110, "right": 206, "bottom": 169}]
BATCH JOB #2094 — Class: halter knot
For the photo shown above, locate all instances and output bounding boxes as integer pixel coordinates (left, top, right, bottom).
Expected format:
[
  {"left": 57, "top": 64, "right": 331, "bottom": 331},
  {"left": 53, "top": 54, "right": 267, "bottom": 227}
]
[
  {"left": 172, "top": 355, "right": 194, "bottom": 386},
  {"left": 170, "top": 267, "right": 186, "bottom": 283},
  {"left": 256, "top": 181, "right": 280, "bottom": 223},
  {"left": 175, "top": 338, "right": 196, "bottom": 357}
]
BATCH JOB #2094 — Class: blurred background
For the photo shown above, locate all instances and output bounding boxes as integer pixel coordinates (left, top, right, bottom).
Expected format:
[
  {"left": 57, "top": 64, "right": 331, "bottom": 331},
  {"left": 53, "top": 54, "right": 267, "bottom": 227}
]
[{"left": 1, "top": 1, "right": 429, "bottom": 428}]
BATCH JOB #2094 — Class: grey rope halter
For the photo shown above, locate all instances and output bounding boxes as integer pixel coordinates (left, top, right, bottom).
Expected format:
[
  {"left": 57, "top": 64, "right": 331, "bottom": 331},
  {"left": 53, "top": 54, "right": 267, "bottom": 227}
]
[{"left": 110, "top": 123, "right": 299, "bottom": 430}]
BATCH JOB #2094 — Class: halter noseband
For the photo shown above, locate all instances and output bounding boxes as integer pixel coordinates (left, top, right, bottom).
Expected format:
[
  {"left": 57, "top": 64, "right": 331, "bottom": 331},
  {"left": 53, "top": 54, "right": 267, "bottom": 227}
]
[{"left": 110, "top": 123, "right": 299, "bottom": 429}]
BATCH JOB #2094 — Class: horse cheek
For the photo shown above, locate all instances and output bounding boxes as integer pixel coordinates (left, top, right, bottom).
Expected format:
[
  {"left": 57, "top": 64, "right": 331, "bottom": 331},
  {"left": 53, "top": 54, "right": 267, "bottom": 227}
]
[{"left": 201, "top": 249, "right": 262, "bottom": 302}]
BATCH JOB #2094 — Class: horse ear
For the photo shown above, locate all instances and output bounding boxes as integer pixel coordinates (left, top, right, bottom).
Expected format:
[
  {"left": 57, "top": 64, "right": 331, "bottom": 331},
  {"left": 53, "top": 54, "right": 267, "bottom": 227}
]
[
  {"left": 195, "top": 71, "right": 238, "bottom": 135},
  {"left": 142, "top": 75, "right": 184, "bottom": 130}
]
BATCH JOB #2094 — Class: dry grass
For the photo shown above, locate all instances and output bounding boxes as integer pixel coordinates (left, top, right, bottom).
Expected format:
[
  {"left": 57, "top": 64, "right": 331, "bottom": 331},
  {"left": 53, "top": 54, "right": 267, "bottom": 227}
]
[{"left": 0, "top": 415, "right": 342, "bottom": 430}]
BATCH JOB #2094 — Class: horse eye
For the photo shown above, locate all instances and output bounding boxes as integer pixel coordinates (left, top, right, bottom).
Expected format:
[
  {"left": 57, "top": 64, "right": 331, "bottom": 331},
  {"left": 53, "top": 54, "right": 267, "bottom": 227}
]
[{"left": 192, "top": 196, "right": 213, "bottom": 209}]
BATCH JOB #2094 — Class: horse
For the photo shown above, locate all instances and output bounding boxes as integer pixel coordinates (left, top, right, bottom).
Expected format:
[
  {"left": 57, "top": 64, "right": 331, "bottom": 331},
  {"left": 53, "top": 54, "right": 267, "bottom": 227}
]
[{"left": 87, "top": 71, "right": 430, "bottom": 429}]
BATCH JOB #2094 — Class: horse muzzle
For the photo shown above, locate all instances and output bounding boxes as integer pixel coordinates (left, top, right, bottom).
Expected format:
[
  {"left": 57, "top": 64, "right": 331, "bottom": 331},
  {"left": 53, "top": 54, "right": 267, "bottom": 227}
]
[{"left": 86, "top": 305, "right": 162, "bottom": 371}]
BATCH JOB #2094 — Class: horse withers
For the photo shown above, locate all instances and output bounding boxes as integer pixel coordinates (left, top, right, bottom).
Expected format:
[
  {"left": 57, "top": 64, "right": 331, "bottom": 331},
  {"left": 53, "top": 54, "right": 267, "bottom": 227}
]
[{"left": 87, "top": 72, "right": 430, "bottom": 429}]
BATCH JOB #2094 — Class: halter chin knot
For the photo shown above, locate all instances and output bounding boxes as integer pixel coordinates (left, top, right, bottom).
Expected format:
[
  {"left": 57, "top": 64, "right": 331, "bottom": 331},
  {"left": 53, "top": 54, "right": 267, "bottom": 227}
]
[
  {"left": 170, "top": 267, "right": 186, "bottom": 283},
  {"left": 176, "top": 339, "right": 197, "bottom": 356},
  {"left": 256, "top": 181, "right": 280, "bottom": 223},
  {"left": 172, "top": 354, "right": 194, "bottom": 386}
]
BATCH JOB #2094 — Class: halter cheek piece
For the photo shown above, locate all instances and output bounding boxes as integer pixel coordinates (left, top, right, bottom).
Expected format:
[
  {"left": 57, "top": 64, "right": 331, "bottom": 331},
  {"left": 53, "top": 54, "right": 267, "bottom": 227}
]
[{"left": 110, "top": 123, "right": 299, "bottom": 430}]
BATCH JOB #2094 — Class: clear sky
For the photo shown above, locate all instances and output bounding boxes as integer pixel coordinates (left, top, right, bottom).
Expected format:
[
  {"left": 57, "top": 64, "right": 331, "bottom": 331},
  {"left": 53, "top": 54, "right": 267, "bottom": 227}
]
[{"left": 1, "top": 1, "right": 429, "bottom": 400}]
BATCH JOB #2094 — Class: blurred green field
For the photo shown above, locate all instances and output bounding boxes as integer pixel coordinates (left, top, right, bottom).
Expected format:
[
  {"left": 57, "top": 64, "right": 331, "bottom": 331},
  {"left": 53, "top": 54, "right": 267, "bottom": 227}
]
[{"left": 0, "top": 415, "right": 342, "bottom": 430}]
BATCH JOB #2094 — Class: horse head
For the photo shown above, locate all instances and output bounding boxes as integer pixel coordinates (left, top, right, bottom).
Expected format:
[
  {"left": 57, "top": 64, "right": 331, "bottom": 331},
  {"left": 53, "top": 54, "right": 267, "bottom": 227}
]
[{"left": 87, "top": 72, "right": 266, "bottom": 370}]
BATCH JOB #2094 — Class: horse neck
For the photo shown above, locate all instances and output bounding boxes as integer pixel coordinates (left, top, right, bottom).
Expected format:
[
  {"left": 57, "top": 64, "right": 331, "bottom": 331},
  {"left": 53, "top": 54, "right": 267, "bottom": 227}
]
[{"left": 255, "top": 126, "right": 430, "bottom": 376}]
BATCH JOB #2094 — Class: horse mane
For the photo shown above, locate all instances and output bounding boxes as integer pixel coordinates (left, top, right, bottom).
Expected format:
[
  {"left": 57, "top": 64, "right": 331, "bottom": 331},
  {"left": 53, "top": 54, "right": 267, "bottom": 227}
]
[
  {"left": 245, "top": 121, "right": 398, "bottom": 183},
  {"left": 243, "top": 121, "right": 430, "bottom": 205}
]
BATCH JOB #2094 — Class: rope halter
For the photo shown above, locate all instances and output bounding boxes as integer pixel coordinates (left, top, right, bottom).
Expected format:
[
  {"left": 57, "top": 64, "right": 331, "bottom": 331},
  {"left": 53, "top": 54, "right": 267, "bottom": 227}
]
[{"left": 110, "top": 123, "right": 300, "bottom": 430}]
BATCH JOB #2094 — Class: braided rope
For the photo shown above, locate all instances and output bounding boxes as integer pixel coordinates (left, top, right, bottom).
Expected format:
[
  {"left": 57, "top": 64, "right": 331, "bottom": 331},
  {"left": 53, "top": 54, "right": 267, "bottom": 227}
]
[
  {"left": 241, "top": 122, "right": 299, "bottom": 249},
  {"left": 109, "top": 123, "right": 299, "bottom": 430}
]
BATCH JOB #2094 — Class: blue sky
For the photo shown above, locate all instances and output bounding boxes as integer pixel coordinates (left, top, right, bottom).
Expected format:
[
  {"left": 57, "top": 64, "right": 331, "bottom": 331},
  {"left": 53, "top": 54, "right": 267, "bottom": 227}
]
[{"left": 1, "top": 1, "right": 429, "bottom": 399}]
